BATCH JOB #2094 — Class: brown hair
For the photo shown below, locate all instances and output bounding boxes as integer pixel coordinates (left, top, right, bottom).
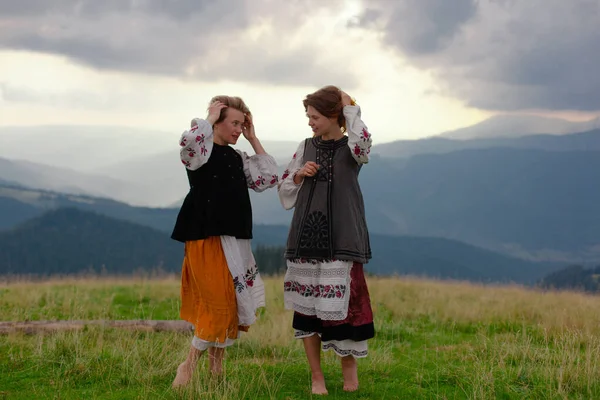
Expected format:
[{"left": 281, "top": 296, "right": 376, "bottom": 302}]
[
  {"left": 209, "top": 95, "right": 251, "bottom": 125},
  {"left": 303, "top": 85, "right": 346, "bottom": 132}
]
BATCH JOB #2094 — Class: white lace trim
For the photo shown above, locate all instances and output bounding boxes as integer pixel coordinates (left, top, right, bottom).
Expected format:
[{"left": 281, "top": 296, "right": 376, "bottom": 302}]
[
  {"left": 294, "top": 330, "right": 318, "bottom": 339},
  {"left": 322, "top": 340, "right": 368, "bottom": 359},
  {"left": 191, "top": 334, "right": 240, "bottom": 351},
  {"left": 283, "top": 259, "right": 352, "bottom": 321},
  {"left": 293, "top": 330, "right": 369, "bottom": 358},
  {"left": 289, "top": 303, "right": 348, "bottom": 321}
]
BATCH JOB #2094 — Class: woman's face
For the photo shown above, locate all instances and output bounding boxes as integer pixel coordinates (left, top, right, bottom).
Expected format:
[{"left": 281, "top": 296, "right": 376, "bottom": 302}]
[
  {"left": 214, "top": 108, "right": 245, "bottom": 145},
  {"left": 306, "top": 105, "right": 338, "bottom": 137}
]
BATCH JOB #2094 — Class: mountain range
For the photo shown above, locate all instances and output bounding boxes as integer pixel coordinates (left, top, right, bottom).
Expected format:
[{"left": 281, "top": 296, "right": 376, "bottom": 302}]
[
  {"left": 439, "top": 114, "right": 600, "bottom": 140},
  {"left": 1, "top": 113, "right": 598, "bottom": 195},
  {"left": 1, "top": 117, "right": 599, "bottom": 265},
  {"left": 374, "top": 129, "right": 600, "bottom": 158},
  {"left": 0, "top": 125, "right": 175, "bottom": 171},
  {"left": 0, "top": 205, "right": 559, "bottom": 284}
]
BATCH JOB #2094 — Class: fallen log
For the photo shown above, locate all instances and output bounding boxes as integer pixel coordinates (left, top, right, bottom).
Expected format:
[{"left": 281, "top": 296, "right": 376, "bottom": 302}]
[{"left": 0, "top": 320, "right": 194, "bottom": 335}]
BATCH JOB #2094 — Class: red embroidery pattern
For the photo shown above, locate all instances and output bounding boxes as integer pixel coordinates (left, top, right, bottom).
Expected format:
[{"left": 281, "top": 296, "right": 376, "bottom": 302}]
[
  {"left": 245, "top": 265, "right": 258, "bottom": 287},
  {"left": 352, "top": 128, "right": 371, "bottom": 158},
  {"left": 353, "top": 144, "right": 364, "bottom": 157},
  {"left": 255, "top": 175, "right": 266, "bottom": 186},
  {"left": 284, "top": 281, "right": 347, "bottom": 299},
  {"left": 361, "top": 127, "right": 371, "bottom": 141},
  {"left": 282, "top": 169, "right": 290, "bottom": 180},
  {"left": 180, "top": 125, "right": 210, "bottom": 167},
  {"left": 248, "top": 174, "right": 278, "bottom": 189},
  {"left": 233, "top": 265, "right": 259, "bottom": 292}
]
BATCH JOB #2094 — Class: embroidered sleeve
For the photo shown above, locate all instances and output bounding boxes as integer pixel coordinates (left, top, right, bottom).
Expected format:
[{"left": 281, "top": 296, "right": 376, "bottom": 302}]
[
  {"left": 344, "top": 105, "right": 372, "bottom": 164},
  {"left": 277, "top": 140, "right": 305, "bottom": 210},
  {"left": 179, "top": 118, "right": 214, "bottom": 171},
  {"left": 236, "top": 150, "right": 279, "bottom": 193}
]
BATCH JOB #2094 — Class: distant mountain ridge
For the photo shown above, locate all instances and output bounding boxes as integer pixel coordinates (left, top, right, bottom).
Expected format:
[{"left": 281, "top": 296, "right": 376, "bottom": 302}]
[
  {"left": 539, "top": 265, "right": 600, "bottom": 293},
  {"left": 0, "top": 207, "right": 183, "bottom": 275},
  {"left": 439, "top": 114, "right": 600, "bottom": 139},
  {"left": 3, "top": 143, "right": 600, "bottom": 264},
  {"left": 0, "top": 125, "right": 176, "bottom": 171},
  {"left": 358, "top": 147, "right": 600, "bottom": 262},
  {"left": 3, "top": 125, "right": 600, "bottom": 208},
  {"left": 0, "top": 183, "right": 176, "bottom": 232},
  {"left": 372, "top": 129, "right": 600, "bottom": 158},
  {"left": 0, "top": 207, "right": 559, "bottom": 283},
  {"left": 0, "top": 157, "right": 162, "bottom": 206}
]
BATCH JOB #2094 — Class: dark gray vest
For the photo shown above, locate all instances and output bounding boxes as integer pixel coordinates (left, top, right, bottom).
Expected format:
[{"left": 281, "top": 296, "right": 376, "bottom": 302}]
[{"left": 284, "top": 136, "right": 371, "bottom": 263}]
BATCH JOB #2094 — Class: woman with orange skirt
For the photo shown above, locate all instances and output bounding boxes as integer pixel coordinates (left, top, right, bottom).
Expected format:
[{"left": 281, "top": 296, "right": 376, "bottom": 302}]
[{"left": 170, "top": 96, "right": 278, "bottom": 387}]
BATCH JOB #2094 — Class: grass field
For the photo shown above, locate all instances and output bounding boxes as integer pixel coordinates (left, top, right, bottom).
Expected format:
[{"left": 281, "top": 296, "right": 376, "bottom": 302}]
[{"left": 1, "top": 275, "right": 600, "bottom": 399}]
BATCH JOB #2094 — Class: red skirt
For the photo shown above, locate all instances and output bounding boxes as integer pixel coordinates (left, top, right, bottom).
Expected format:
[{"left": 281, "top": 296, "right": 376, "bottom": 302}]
[{"left": 292, "top": 262, "right": 375, "bottom": 342}]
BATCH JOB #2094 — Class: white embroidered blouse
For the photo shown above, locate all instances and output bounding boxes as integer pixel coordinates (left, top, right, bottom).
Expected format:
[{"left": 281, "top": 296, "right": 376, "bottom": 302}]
[
  {"left": 179, "top": 118, "right": 279, "bottom": 192},
  {"left": 277, "top": 105, "right": 372, "bottom": 209}
]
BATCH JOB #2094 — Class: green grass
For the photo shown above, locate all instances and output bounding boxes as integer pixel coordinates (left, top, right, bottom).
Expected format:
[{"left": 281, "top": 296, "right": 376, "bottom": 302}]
[{"left": 1, "top": 276, "right": 600, "bottom": 399}]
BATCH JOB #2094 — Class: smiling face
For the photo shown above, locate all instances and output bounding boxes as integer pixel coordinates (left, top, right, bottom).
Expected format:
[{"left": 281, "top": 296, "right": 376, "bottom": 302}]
[
  {"left": 306, "top": 105, "right": 339, "bottom": 137},
  {"left": 214, "top": 108, "right": 245, "bottom": 145}
]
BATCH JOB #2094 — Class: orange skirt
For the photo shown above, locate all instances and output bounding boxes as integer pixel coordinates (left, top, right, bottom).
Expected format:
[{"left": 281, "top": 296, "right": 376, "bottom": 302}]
[{"left": 180, "top": 237, "right": 249, "bottom": 344}]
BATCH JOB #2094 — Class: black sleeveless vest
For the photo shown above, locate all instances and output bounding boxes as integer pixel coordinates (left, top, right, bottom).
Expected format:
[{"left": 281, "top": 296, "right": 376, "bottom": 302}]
[{"left": 171, "top": 144, "right": 253, "bottom": 242}]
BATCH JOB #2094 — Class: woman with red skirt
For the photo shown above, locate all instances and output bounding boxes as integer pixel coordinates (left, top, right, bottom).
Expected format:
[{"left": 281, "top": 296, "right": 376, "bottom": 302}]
[{"left": 278, "top": 86, "right": 375, "bottom": 395}]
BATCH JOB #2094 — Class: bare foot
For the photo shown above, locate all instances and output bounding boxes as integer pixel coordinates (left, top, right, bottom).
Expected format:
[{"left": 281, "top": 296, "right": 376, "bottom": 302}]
[
  {"left": 311, "top": 373, "right": 328, "bottom": 395},
  {"left": 341, "top": 356, "right": 359, "bottom": 392},
  {"left": 172, "top": 362, "right": 194, "bottom": 388}
]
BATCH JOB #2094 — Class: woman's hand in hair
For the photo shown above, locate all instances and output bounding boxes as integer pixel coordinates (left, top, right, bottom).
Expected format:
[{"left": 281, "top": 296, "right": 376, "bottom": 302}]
[
  {"left": 340, "top": 90, "right": 353, "bottom": 107},
  {"left": 207, "top": 101, "right": 227, "bottom": 125},
  {"left": 242, "top": 113, "right": 256, "bottom": 141}
]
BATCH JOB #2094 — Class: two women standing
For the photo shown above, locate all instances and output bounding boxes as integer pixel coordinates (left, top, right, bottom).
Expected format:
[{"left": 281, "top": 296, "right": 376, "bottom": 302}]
[{"left": 171, "top": 86, "right": 374, "bottom": 394}]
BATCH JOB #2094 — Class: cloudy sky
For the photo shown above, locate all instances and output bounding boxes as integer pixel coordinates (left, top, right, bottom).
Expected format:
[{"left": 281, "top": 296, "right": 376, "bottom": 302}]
[{"left": 1, "top": 0, "right": 599, "bottom": 143}]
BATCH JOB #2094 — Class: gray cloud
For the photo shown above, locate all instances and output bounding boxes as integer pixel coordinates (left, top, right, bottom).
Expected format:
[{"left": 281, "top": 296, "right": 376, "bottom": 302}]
[
  {"left": 0, "top": 0, "right": 354, "bottom": 87},
  {"left": 354, "top": 0, "right": 600, "bottom": 111},
  {"left": 0, "top": 0, "right": 244, "bottom": 22},
  {"left": 353, "top": 0, "right": 478, "bottom": 55},
  {"left": 0, "top": 1, "right": 72, "bottom": 16}
]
